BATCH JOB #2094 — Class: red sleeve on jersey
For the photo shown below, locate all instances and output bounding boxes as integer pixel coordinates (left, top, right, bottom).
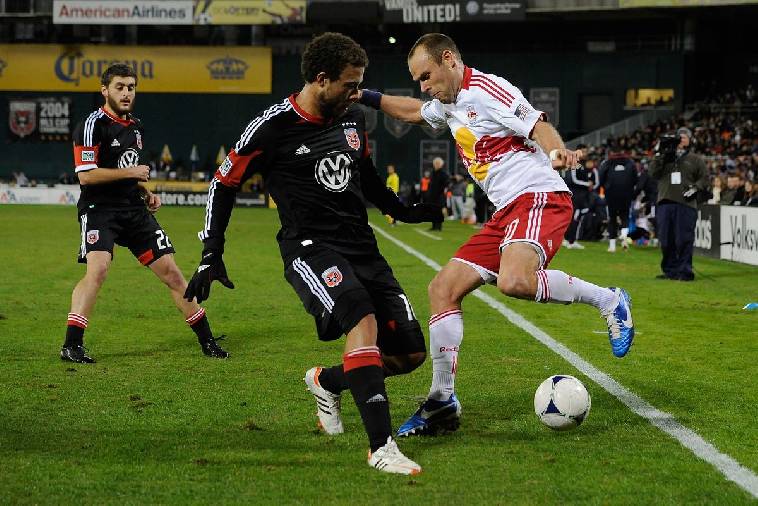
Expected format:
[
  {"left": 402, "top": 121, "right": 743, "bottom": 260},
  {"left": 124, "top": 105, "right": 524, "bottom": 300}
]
[
  {"left": 73, "top": 145, "right": 100, "bottom": 172},
  {"left": 214, "top": 148, "right": 263, "bottom": 187}
]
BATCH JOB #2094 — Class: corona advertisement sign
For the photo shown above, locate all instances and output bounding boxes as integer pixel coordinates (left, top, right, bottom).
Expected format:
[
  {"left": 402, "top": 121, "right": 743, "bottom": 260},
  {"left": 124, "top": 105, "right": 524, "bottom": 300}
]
[{"left": 0, "top": 44, "right": 271, "bottom": 94}]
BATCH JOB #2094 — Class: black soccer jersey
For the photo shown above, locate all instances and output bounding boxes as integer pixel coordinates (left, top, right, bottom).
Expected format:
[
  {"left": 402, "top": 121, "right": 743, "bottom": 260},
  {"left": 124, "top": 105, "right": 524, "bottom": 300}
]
[
  {"left": 200, "top": 95, "right": 406, "bottom": 260},
  {"left": 72, "top": 107, "right": 146, "bottom": 212}
]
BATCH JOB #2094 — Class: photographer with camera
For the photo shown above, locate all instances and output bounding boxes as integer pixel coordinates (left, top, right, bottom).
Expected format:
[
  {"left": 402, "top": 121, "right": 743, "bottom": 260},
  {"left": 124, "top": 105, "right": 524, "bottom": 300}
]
[{"left": 649, "top": 127, "right": 709, "bottom": 281}]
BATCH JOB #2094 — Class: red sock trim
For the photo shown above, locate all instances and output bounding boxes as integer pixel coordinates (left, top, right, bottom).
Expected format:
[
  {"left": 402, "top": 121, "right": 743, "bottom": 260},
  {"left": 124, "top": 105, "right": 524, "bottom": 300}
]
[
  {"left": 429, "top": 309, "right": 462, "bottom": 326},
  {"left": 186, "top": 308, "right": 206, "bottom": 325},
  {"left": 343, "top": 346, "right": 382, "bottom": 372},
  {"left": 67, "top": 313, "right": 88, "bottom": 329}
]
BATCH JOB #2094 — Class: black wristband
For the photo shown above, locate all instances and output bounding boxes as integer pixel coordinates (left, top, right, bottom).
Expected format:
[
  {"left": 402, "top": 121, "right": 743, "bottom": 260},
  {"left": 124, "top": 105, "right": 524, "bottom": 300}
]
[{"left": 359, "top": 89, "right": 382, "bottom": 110}]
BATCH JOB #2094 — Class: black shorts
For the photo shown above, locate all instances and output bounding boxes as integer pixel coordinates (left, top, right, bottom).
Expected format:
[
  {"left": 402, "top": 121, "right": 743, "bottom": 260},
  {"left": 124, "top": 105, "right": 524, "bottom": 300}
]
[
  {"left": 77, "top": 207, "right": 175, "bottom": 266},
  {"left": 283, "top": 243, "right": 425, "bottom": 356}
]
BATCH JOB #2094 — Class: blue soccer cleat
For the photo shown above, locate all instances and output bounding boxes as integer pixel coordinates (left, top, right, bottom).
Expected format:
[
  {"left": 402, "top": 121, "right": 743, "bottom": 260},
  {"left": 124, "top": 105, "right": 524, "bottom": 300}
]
[
  {"left": 603, "top": 287, "right": 634, "bottom": 358},
  {"left": 396, "top": 394, "right": 462, "bottom": 437}
]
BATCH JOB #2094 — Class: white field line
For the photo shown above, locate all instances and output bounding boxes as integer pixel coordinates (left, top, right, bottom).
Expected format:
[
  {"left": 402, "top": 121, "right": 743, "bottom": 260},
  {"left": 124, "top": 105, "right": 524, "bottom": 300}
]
[
  {"left": 371, "top": 223, "right": 758, "bottom": 500},
  {"left": 413, "top": 228, "right": 443, "bottom": 241}
]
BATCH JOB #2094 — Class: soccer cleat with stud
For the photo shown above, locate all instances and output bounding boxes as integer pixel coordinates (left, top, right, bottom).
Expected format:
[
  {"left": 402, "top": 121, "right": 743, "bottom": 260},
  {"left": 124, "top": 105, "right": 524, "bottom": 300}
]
[
  {"left": 304, "top": 367, "right": 343, "bottom": 434},
  {"left": 368, "top": 437, "right": 422, "bottom": 475},
  {"left": 396, "top": 393, "right": 461, "bottom": 437},
  {"left": 200, "top": 336, "right": 229, "bottom": 358},
  {"left": 60, "top": 345, "right": 96, "bottom": 364},
  {"left": 602, "top": 287, "right": 634, "bottom": 358}
]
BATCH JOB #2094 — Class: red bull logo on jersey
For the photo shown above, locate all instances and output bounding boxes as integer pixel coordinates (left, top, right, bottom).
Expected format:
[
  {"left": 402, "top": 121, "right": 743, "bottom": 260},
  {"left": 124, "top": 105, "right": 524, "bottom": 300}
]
[
  {"left": 321, "top": 266, "right": 343, "bottom": 288},
  {"left": 344, "top": 128, "right": 361, "bottom": 150}
]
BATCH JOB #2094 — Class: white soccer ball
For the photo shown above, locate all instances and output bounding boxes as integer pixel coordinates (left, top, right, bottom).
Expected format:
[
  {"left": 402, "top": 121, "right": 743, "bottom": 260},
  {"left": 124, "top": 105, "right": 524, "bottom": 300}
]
[{"left": 534, "top": 375, "right": 591, "bottom": 431}]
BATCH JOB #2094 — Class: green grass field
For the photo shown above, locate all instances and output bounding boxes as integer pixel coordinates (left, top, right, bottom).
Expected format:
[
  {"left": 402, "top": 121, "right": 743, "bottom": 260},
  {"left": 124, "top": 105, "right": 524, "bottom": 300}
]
[{"left": 0, "top": 205, "right": 756, "bottom": 504}]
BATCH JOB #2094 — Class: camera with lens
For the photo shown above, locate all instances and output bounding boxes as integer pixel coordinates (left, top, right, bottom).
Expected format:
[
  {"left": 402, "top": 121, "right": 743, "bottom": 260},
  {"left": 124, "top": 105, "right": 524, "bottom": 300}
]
[{"left": 656, "top": 133, "right": 679, "bottom": 160}]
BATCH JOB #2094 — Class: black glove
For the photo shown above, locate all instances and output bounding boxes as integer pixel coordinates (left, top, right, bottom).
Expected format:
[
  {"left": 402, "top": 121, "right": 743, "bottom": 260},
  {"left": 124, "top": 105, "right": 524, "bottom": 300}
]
[
  {"left": 682, "top": 185, "right": 698, "bottom": 201},
  {"left": 184, "top": 250, "right": 235, "bottom": 303},
  {"left": 398, "top": 203, "right": 443, "bottom": 224}
]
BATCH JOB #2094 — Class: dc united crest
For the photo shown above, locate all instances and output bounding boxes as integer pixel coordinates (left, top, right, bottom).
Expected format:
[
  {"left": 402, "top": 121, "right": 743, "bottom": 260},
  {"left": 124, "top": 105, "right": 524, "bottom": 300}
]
[
  {"left": 315, "top": 152, "right": 353, "bottom": 192},
  {"left": 344, "top": 128, "right": 361, "bottom": 150},
  {"left": 87, "top": 230, "right": 99, "bottom": 244},
  {"left": 322, "top": 266, "right": 343, "bottom": 287},
  {"left": 135, "top": 131, "right": 143, "bottom": 149}
]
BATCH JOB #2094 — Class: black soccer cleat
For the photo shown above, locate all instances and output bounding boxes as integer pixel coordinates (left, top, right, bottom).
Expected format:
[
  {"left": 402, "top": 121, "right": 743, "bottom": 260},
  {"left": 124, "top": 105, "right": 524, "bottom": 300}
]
[
  {"left": 200, "top": 336, "right": 229, "bottom": 359},
  {"left": 60, "top": 345, "right": 96, "bottom": 364}
]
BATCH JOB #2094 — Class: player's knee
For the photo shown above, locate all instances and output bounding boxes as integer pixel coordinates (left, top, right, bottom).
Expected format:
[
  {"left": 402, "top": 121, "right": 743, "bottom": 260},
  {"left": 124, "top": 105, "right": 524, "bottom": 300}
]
[
  {"left": 497, "top": 274, "right": 534, "bottom": 299},
  {"left": 85, "top": 264, "right": 109, "bottom": 286},
  {"left": 428, "top": 273, "right": 453, "bottom": 305}
]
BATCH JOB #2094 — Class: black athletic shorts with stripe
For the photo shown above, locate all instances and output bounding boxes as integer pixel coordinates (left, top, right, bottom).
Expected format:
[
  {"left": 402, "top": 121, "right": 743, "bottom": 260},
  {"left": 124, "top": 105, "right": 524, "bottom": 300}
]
[
  {"left": 77, "top": 207, "right": 175, "bottom": 266},
  {"left": 283, "top": 241, "right": 425, "bottom": 356}
]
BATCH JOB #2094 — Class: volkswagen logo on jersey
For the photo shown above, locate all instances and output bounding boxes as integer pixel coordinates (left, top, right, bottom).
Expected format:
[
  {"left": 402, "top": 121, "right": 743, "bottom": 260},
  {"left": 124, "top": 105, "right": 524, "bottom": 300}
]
[
  {"left": 315, "top": 152, "right": 353, "bottom": 192},
  {"left": 118, "top": 148, "right": 140, "bottom": 169}
]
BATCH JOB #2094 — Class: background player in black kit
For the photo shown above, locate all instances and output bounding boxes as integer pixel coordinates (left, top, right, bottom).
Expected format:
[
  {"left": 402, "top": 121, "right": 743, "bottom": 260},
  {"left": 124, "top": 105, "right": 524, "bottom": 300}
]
[
  {"left": 61, "top": 64, "right": 228, "bottom": 363},
  {"left": 184, "top": 33, "right": 441, "bottom": 475}
]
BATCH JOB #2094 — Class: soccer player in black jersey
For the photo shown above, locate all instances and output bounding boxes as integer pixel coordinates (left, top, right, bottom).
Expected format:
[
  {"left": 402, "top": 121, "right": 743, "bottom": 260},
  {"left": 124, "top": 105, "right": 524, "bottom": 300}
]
[
  {"left": 61, "top": 63, "right": 228, "bottom": 364},
  {"left": 184, "top": 33, "right": 441, "bottom": 475}
]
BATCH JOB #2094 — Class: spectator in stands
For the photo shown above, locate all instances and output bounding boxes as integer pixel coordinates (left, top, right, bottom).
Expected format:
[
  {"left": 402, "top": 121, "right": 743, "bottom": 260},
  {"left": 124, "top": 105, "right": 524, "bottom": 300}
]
[
  {"left": 13, "top": 171, "right": 28, "bottom": 187},
  {"left": 740, "top": 179, "right": 757, "bottom": 207},
  {"left": 598, "top": 143, "right": 638, "bottom": 252},
  {"left": 707, "top": 174, "right": 724, "bottom": 204},
  {"left": 649, "top": 127, "right": 709, "bottom": 281},
  {"left": 720, "top": 173, "right": 745, "bottom": 205},
  {"left": 420, "top": 170, "right": 431, "bottom": 203}
]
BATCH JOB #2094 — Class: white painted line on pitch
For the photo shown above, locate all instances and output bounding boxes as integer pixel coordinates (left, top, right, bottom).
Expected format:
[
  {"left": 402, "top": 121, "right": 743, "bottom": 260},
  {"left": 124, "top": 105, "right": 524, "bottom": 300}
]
[
  {"left": 413, "top": 228, "right": 443, "bottom": 241},
  {"left": 371, "top": 223, "right": 758, "bottom": 500}
]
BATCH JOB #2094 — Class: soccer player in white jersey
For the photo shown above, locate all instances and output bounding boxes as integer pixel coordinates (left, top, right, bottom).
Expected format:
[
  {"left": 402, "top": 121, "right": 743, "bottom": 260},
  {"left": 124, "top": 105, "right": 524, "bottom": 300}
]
[{"left": 358, "top": 33, "right": 635, "bottom": 437}]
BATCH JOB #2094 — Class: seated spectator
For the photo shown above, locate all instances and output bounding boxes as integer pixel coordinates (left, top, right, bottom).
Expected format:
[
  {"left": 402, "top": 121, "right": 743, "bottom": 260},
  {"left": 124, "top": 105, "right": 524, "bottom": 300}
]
[
  {"left": 741, "top": 180, "right": 757, "bottom": 207},
  {"left": 708, "top": 175, "right": 725, "bottom": 204},
  {"left": 13, "top": 171, "right": 29, "bottom": 187},
  {"left": 721, "top": 173, "right": 745, "bottom": 205}
]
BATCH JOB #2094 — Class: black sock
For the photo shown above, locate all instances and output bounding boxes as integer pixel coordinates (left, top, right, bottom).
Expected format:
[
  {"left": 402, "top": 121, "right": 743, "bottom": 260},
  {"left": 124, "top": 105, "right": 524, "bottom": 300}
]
[
  {"left": 318, "top": 365, "right": 349, "bottom": 395},
  {"left": 65, "top": 313, "right": 87, "bottom": 347},
  {"left": 344, "top": 347, "right": 391, "bottom": 452},
  {"left": 64, "top": 325, "right": 84, "bottom": 347},
  {"left": 187, "top": 310, "right": 213, "bottom": 343}
]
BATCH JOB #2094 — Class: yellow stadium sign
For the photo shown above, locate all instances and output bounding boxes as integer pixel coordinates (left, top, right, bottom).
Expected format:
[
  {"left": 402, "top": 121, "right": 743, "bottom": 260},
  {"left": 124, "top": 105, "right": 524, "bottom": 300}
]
[
  {"left": 194, "top": 0, "right": 306, "bottom": 24},
  {"left": 0, "top": 44, "right": 271, "bottom": 94}
]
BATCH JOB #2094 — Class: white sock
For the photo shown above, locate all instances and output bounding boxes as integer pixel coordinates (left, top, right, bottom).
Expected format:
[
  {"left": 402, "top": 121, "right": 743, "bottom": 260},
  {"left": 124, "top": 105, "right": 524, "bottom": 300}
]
[
  {"left": 609, "top": 238, "right": 617, "bottom": 250},
  {"left": 535, "top": 270, "right": 616, "bottom": 312},
  {"left": 621, "top": 227, "right": 629, "bottom": 239},
  {"left": 428, "top": 309, "right": 463, "bottom": 401}
]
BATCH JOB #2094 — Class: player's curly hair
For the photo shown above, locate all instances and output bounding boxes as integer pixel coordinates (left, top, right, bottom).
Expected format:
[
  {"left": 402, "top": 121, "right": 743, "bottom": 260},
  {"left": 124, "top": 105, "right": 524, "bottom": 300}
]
[
  {"left": 409, "top": 33, "right": 461, "bottom": 64},
  {"left": 101, "top": 63, "right": 138, "bottom": 87},
  {"left": 301, "top": 32, "right": 368, "bottom": 83}
]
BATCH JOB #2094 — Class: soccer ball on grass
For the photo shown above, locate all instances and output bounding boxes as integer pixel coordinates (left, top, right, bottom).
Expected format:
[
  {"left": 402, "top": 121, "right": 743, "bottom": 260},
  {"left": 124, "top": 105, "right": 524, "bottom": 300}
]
[{"left": 534, "top": 375, "right": 591, "bottom": 431}]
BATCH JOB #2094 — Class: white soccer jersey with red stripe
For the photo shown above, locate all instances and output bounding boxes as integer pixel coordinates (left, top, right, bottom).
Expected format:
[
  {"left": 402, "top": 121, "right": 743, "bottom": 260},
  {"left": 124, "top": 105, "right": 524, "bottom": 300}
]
[{"left": 420, "top": 66, "right": 568, "bottom": 210}]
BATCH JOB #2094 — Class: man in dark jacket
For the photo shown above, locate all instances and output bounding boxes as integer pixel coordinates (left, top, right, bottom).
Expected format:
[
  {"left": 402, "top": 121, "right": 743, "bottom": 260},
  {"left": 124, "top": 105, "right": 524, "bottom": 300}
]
[
  {"left": 649, "top": 127, "right": 709, "bottom": 281},
  {"left": 598, "top": 145, "right": 638, "bottom": 252},
  {"left": 429, "top": 156, "right": 450, "bottom": 231}
]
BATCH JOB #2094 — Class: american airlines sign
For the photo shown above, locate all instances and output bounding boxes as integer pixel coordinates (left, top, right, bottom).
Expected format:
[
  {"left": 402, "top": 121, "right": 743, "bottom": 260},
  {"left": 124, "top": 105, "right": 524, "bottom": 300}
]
[{"left": 53, "top": 1, "right": 193, "bottom": 25}]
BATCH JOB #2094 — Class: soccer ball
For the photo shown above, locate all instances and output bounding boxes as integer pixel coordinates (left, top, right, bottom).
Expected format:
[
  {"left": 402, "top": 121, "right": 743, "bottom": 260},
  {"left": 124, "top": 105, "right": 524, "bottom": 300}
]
[{"left": 534, "top": 375, "right": 591, "bottom": 431}]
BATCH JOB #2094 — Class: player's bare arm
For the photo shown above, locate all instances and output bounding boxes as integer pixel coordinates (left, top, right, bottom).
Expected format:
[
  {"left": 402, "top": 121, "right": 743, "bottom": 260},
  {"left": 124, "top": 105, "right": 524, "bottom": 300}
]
[
  {"left": 359, "top": 90, "right": 426, "bottom": 124},
  {"left": 77, "top": 164, "right": 150, "bottom": 185},
  {"left": 531, "top": 121, "right": 580, "bottom": 169}
]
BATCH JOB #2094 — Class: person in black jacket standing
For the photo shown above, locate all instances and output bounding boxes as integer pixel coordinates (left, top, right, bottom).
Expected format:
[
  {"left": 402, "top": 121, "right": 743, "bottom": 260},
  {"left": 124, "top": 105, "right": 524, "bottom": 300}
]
[
  {"left": 649, "top": 127, "right": 709, "bottom": 281},
  {"left": 598, "top": 144, "right": 638, "bottom": 252},
  {"left": 428, "top": 156, "right": 450, "bottom": 231},
  {"left": 562, "top": 144, "right": 596, "bottom": 249}
]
